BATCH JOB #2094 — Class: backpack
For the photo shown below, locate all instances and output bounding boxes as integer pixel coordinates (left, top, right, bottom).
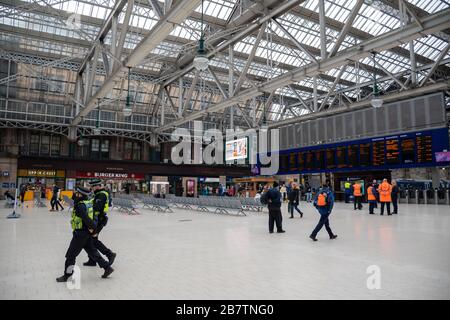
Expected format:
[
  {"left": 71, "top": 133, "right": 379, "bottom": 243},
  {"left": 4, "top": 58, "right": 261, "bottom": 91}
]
[
  {"left": 260, "top": 191, "right": 269, "bottom": 205},
  {"left": 315, "top": 191, "right": 329, "bottom": 207}
]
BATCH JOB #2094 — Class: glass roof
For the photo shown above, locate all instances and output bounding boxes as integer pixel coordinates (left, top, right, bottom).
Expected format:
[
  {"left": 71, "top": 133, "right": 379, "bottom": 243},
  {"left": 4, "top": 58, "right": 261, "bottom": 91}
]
[{"left": 0, "top": 0, "right": 449, "bottom": 122}]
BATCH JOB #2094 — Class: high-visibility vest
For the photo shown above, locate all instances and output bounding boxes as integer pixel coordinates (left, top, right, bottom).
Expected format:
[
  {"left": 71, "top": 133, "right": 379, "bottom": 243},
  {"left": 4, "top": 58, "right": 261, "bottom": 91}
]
[
  {"left": 367, "top": 186, "right": 376, "bottom": 201},
  {"left": 353, "top": 183, "right": 362, "bottom": 196},
  {"left": 378, "top": 182, "right": 392, "bottom": 202},
  {"left": 71, "top": 200, "right": 94, "bottom": 231},
  {"left": 344, "top": 182, "right": 351, "bottom": 189},
  {"left": 317, "top": 193, "right": 327, "bottom": 207},
  {"left": 94, "top": 190, "right": 109, "bottom": 215}
]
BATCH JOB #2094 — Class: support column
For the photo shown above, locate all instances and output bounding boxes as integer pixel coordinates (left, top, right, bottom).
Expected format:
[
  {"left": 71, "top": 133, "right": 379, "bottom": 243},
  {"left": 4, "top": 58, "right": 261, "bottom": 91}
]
[
  {"left": 318, "top": 0, "right": 327, "bottom": 60},
  {"left": 431, "top": 167, "right": 440, "bottom": 189},
  {"left": 229, "top": 45, "right": 234, "bottom": 129},
  {"left": 410, "top": 41, "right": 416, "bottom": 86},
  {"left": 161, "top": 89, "right": 165, "bottom": 125},
  {"left": 178, "top": 77, "right": 183, "bottom": 117},
  {"left": 313, "top": 76, "right": 318, "bottom": 112}
]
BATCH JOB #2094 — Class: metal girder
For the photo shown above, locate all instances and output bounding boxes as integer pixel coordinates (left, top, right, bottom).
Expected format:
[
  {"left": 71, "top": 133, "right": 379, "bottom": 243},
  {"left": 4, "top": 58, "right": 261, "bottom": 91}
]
[
  {"left": 71, "top": 0, "right": 202, "bottom": 126},
  {"left": 267, "top": 80, "right": 450, "bottom": 129},
  {"left": 318, "top": 0, "right": 326, "bottom": 60},
  {"left": 419, "top": 42, "right": 450, "bottom": 87},
  {"left": 319, "top": 64, "right": 347, "bottom": 111},
  {"left": 161, "top": 0, "right": 305, "bottom": 87},
  {"left": 328, "top": 0, "right": 364, "bottom": 58},
  {"left": 155, "top": 8, "right": 450, "bottom": 132},
  {"left": 115, "top": 0, "right": 134, "bottom": 65},
  {"left": 183, "top": 70, "right": 200, "bottom": 115},
  {"left": 78, "top": 0, "right": 129, "bottom": 74},
  {"left": 271, "top": 18, "right": 317, "bottom": 62}
]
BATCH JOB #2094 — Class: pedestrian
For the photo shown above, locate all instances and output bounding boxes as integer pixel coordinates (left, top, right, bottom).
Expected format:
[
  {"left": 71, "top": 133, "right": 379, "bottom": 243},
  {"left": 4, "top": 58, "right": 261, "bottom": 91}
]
[
  {"left": 378, "top": 179, "right": 392, "bottom": 215},
  {"left": 50, "top": 184, "right": 64, "bottom": 211},
  {"left": 260, "top": 182, "right": 285, "bottom": 234},
  {"left": 56, "top": 186, "right": 114, "bottom": 282},
  {"left": 305, "top": 183, "right": 312, "bottom": 203},
  {"left": 280, "top": 184, "right": 287, "bottom": 202},
  {"left": 344, "top": 179, "right": 351, "bottom": 203},
  {"left": 83, "top": 180, "right": 117, "bottom": 267},
  {"left": 352, "top": 182, "right": 363, "bottom": 210},
  {"left": 372, "top": 180, "right": 379, "bottom": 209},
  {"left": 310, "top": 185, "right": 337, "bottom": 241},
  {"left": 391, "top": 180, "right": 399, "bottom": 214},
  {"left": 19, "top": 184, "right": 26, "bottom": 207},
  {"left": 367, "top": 183, "right": 378, "bottom": 214},
  {"left": 288, "top": 183, "right": 303, "bottom": 218}
]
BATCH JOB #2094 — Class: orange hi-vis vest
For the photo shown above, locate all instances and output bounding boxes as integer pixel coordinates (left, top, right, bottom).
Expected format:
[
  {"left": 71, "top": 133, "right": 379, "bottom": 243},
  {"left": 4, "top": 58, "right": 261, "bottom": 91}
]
[
  {"left": 378, "top": 182, "right": 392, "bottom": 202},
  {"left": 317, "top": 193, "right": 327, "bottom": 207},
  {"left": 367, "top": 186, "right": 376, "bottom": 201},
  {"left": 353, "top": 183, "right": 362, "bottom": 196}
]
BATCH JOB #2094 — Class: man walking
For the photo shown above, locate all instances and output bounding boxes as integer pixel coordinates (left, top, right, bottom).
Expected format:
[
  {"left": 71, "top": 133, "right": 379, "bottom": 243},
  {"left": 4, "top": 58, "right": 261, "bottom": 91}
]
[
  {"left": 83, "top": 179, "right": 116, "bottom": 267},
  {"left": 310, "top": 185, "right": 337, "bottom": 241},
  {"left": 56, "top": 186, "right": 113, "bottom": 282},
  {"left": 288, "top": 183, "right": 303, "bottom": 218},
  {"left": 261, "top": 182, "right": 285, "bottom": 234}
]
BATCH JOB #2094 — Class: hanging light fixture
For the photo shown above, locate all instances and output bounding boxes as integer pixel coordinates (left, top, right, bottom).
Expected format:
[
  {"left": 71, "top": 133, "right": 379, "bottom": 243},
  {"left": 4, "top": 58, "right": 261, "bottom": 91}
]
[
  {"left": 193, "top": 0, "right": 209, "bottom": 71},
  {"left": 123, "top": 67, "right": 133, "bottom": 117},
  {"left": 93, "top": 98, "right": 101, "bottom": 135},
  {"left": 370, "top": 52, "right": 383, "bottom": 108}
]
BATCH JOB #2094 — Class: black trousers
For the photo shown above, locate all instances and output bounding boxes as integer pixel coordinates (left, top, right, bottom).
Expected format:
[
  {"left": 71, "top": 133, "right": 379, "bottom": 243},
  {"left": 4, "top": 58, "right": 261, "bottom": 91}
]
[
  {"left": 268, "top": 207, "right": 283, "bottom": 232},
  {"left": 311, "top": 212, "right": 334, "bottom": 238},
  {"left": 289, "top": 202, "right": 302, "bottom": 217},
  {"left": 64, "top": 230, "right": 109, "bottom": 275},
  {"left": 369, "top": 202, "right": 376, "bottom": 214},
  {"left": 85, "top": 228, "right": 113, "bottom": 262},
  {"left": 392, "top": 197, "right": 398, "bottom": 214},
  {"left": 380, "top": 202, "right": 391, "bottom": 215},
  {"left": 354, "top": 196, "right": 362, "bottom": 210},
  {"left": 51, "top": 197, "right": 64, "bottom": 210}
]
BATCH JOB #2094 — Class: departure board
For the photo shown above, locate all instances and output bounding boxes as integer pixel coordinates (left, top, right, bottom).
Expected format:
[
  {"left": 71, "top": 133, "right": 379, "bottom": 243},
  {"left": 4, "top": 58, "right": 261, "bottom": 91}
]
[
  {"left": 359, "top": 143, "right": 371, "bottom": 167},
  {"left": 298, "top": 152, "right": 304, "bottom": 170},
  {"left": 373, "top": 140, "right": 385, "bottom": 166},
  {"left": 316, "top": 150, "right": 325, "bottom": 169},
  {"left": 386, "top": 139, "right": 400, "bottom": 165},
  {"left": 416, "top": 135, "right": 433, "bottom": 163},
  {"left": 401, "top": 139, "right": 415, "bottom": 164},
  {"left": 305, "top": 151, "right": 315, "bottom": 169},
  {"left": 280, "top": 154, "right": 289, "bottom": 171},
  {"left": 348, "top": 145, "right": 359, "bottom": 167},
  {"left": 326, "top": 148, "right": 336, "bottom": 169},
  {"left": 336, "top": 147, "right": 346, "bottom": 168},
  {"left": 289, "top": 153, "right": 297, "bottom": 171}
]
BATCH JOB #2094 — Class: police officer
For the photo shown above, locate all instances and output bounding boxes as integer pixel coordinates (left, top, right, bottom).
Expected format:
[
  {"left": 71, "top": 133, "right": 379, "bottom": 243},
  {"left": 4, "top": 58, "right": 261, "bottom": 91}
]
[
  {"left": 344, "top": 180, "right": 351, "bottom": 203},
  {"left": 56, "top": 186, "right": 114, "bottom": 282},
  {"left": 83, "top": 179, "right": 116, "bottom": 267},
  {"left": 310, "top": 185, "right": 337, "bottom": 241}
]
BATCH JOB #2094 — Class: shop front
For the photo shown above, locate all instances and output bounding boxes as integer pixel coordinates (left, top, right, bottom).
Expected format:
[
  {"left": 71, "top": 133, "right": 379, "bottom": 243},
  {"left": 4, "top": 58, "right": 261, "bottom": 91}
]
[
  {"left": 75, "top": 171, "right": 146, "bottom": 195},
  {"left": 17, "top": 168, "right": 66, "bottom": 200}
]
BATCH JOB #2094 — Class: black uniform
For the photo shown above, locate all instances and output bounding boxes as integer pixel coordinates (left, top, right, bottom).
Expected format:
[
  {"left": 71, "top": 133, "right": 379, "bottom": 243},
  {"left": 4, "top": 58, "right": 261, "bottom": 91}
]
[
  {"left": 57, "top": 193, "right": 113, "bottom": 282},
  {"left": 288, "top": 189, "right": 303, "bottom": 218},
  {"left": 51, "top": 186, "right": 64, "bottom": 211},
  {"left": 84, "top": 189, "right": 115, "bottom": 265}
]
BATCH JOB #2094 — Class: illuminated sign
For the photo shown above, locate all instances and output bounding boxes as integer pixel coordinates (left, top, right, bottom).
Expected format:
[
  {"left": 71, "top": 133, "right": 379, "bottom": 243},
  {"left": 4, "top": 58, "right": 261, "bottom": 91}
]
[{"left": 225, "top": 138, "right": 248, "bottom": 161}]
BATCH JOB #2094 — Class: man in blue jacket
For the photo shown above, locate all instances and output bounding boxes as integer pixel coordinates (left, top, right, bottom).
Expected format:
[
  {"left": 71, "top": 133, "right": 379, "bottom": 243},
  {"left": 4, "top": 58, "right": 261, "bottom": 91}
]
[
  {"left": 262, "top": 182, "right": 285, "bottom": 234},
  {"left": 310, "top": 185, "right": 337, "bottom": 241}
]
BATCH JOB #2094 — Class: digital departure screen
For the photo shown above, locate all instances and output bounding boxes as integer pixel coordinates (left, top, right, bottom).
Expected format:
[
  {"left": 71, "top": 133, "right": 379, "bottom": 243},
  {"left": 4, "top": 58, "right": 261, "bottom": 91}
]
[
  {"left": 348, "top": 145, "right": 359, "bottom": 167},
  {"left": 305, "top": 151, "right": 315, "bottom": 169},
  {"left": 316, "top": 150, "right": 325, "bottom": 169},
  {"left": 298, "top": 152, "right": 304, "bottom": 170},
  {"left": 401, "top": 138, "right": 415, "bottom": 164},
  {"left": 289, "top": 153, "right": 297, "bottom": 171},
  {"left": 416, "top": 135, "right": 433, "bottom": 163},
  {"left": 336, "top": 147, "right": 346, "bottom": 168},
  {"left": 386, "top": 139, "right": 400, "bottom": 165},
  {"left": 359, "top": 143, "right": 371, "bottom": 167},
  {"left": 326, "top": 148, "right": 336, "bottom": 169},
  {"left": 373, "top": 140, "right": 385, "bottom": 166},
  {"left": 280, "top": 154, "right": 289, "bottom": 171}
]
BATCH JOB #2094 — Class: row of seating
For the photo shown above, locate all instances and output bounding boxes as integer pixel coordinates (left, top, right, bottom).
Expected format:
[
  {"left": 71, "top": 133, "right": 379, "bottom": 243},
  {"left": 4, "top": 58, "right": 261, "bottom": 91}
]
[
  {"left": 238, "top": 197, "right": 264, "bottom": 211},
  {"left": 142, "top": 197, "right": 173, "bottom": 213},
  {"left": 170, "top": 197, "right": 246, "bottom": 216},
  {"left": 111, "top": 198, "right": 140, "bottom": 215}
]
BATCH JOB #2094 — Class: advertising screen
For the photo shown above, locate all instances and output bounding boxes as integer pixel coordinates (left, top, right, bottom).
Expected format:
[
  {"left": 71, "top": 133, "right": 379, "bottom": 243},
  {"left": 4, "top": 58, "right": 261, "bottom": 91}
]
[
  {"left": 225, "top": 138, "right": 248, "bottom": 161},
  {"left": 435, "top": 151, "right": 450, "bottom": 162}
]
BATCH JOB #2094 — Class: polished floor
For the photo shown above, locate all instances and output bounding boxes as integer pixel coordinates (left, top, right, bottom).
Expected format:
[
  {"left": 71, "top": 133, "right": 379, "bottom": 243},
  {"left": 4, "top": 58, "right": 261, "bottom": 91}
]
[{"left": 0, "top": 199, "right": 449, "bottom": 300}]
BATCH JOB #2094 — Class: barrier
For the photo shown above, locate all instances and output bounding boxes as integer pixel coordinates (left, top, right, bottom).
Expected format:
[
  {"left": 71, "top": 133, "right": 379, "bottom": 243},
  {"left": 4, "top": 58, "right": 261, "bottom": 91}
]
[
  {"left": 142, "top": 197, "right": 173, "bottom": 213},
  {"left": 171, "top": 196, "right": 246, "bottom": 216}
]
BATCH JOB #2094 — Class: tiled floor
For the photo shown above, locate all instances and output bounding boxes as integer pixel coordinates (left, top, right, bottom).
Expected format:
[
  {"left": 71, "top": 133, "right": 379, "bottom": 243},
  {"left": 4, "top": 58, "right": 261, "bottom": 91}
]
[{"left": 0, "top": 200, "right": 449, "bottom": 300}]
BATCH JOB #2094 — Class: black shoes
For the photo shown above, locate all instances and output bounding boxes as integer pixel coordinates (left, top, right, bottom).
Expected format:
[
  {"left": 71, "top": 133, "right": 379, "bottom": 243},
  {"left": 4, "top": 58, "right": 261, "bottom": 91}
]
[
  {"left": 269, "top": 231, "right": 274, "bottom": 234},
  {"left": 107, "top": 252, "right": 117, "bottom": 266},
  {"left": 309, "top": 235, "right": 318, "bottom": 241},
  {"left": 277, "top": 230, "right": 286, "bottom": 233},
  {"left": 102, "top": 267, "right": 114, "bottom": 279},
  {"left": 56, "top": 274, "right": 71, "bottom": 282},
  {"left": 330, "top": 235, "right": 338, "bottom": 240},
  {"left": 289, "top": 216, "right": 294, "bottom": 219},
  {"left": 83, "top": 260, "right": 97, "bottom": 267}
]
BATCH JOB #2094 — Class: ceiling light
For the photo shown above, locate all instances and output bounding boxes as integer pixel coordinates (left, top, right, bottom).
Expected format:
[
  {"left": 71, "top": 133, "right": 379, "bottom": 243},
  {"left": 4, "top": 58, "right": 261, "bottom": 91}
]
[
  {"left": 124, "top": 66, "right": 133, "bottom": 117},
  {"left": 193, "top": 0, "right": 209, "bottom": 71}
]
